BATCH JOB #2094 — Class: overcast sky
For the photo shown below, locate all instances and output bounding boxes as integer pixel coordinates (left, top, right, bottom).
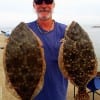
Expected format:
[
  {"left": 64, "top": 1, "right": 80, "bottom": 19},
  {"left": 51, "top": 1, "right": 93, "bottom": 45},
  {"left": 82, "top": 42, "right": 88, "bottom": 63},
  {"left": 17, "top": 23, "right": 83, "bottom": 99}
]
[{"left": 0, "top": 0, "right": 100, "bottom": 28}]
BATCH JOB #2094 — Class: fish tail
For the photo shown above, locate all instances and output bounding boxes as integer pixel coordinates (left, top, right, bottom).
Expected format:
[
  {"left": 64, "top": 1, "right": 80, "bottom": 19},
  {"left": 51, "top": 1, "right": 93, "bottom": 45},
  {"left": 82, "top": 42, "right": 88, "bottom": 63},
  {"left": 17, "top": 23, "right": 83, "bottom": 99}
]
[{"left": 75, "top": 88, "right": 90, "bottom": 100}]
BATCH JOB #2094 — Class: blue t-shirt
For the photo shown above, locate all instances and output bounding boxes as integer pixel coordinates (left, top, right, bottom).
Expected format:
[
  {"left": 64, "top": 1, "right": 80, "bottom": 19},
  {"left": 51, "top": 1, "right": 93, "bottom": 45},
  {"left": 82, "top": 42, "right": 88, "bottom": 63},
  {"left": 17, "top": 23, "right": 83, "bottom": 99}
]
[{"left": 27, "top": 20, "right": 68, "bottom": 100}]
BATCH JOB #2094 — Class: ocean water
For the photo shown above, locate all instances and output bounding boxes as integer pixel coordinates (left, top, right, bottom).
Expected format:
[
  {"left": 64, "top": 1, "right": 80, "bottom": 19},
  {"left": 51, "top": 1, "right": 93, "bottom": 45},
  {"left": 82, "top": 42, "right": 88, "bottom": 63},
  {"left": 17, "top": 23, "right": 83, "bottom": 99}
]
[
  {"left": 0, "top": 25, "right": 100, "bottom": 71},
  {"left": 83, "top": 25, "right": 100, "bottom": 71},
  {"left": 83, "top": 25, "right": 100, "bottom": 54}
]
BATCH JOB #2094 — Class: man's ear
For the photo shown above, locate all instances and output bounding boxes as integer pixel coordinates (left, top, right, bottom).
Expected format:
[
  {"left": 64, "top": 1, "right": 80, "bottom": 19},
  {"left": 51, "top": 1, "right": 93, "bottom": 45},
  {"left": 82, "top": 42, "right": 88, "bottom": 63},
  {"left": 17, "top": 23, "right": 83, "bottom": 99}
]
[
  {"left": 53, "top": 2, "right": 55, "bottom": 8},
  {"left": 33, "top": 2, "right": 35, "bottom": 8}
]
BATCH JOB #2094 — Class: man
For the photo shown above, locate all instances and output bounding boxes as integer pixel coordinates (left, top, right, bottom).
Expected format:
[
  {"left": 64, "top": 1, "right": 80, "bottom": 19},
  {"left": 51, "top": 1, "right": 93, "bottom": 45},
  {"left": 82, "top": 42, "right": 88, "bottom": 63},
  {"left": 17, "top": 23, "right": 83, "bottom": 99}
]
[{"left": 27, "top": 0, "right": 68, "bottom": 100}]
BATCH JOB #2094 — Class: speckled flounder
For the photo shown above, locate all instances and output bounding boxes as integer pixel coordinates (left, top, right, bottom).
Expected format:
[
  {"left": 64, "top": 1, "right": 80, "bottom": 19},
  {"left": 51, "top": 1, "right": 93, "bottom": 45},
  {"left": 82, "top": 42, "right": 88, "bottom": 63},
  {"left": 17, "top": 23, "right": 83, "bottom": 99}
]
[
  {"left": 3, "top": 22, "right": 46, "bottom": 100},
  {"left": 59, "top": 21, "right": 97, "bottom": 100}
]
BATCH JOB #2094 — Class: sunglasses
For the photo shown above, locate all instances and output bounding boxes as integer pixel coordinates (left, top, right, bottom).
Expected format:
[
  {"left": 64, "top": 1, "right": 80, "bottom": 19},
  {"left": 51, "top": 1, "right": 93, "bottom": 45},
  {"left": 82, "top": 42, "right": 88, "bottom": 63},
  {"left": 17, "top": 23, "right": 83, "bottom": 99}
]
[{"left": 34, "top": 0, "right": 53, "bottom": 5}]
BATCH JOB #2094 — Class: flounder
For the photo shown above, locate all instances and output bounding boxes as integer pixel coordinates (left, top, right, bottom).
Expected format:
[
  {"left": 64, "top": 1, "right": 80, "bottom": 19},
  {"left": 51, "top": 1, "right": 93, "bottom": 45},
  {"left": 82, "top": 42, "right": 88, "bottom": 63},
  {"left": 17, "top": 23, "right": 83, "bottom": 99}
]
[
  {"left": 59, "top": 21, "right": 98, "bottom": 100},
  {"left": 3, "top": 22, "right": 46, "bottom": 100}
]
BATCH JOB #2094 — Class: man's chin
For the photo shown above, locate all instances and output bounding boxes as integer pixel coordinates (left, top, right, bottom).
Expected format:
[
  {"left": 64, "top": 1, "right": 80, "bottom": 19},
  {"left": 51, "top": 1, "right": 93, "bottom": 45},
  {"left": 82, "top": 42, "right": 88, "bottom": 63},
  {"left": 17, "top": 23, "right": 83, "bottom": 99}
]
[
  {"left": 40, "top": 17, "right": 50, "bottom": 21},
  {"left": 38, "top": 14, "right": 51, "bottom": 20}
]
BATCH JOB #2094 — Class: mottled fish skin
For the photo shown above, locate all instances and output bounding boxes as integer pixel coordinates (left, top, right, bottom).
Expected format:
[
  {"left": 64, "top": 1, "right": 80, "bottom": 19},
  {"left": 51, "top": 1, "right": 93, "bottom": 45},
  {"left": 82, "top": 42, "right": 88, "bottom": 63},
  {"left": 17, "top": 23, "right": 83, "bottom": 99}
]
[
  {"left": 3, "top": 22, "right": 46, "bottom": 100},
  {"left": 59, "top": 21, "right": 98, "bottom": 100},
  {"left": 65, "top": 21, "right": 90, "bottom": 41}
]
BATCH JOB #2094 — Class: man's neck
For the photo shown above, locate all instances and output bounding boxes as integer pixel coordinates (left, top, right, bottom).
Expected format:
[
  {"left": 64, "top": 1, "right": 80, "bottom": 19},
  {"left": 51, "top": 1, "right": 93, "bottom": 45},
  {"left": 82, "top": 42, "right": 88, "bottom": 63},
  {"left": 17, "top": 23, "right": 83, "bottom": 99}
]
[{"left": 37, "top": 19, "right": 54, "bottom": 32}]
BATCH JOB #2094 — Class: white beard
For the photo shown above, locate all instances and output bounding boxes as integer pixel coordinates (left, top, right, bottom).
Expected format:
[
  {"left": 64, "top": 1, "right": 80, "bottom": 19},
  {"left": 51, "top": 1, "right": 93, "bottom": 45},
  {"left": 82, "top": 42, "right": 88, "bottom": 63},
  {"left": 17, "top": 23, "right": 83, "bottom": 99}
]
[{"left": 38, "top": 13, "right": 51, "bottom": 20}]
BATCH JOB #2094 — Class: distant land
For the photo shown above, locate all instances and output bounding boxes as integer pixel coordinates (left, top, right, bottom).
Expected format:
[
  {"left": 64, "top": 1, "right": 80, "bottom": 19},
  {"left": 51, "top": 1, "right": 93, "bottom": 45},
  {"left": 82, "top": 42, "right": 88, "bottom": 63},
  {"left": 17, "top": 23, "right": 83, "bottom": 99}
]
[{"left": 92, "top": 26, "right": 100, "bottom": 28}]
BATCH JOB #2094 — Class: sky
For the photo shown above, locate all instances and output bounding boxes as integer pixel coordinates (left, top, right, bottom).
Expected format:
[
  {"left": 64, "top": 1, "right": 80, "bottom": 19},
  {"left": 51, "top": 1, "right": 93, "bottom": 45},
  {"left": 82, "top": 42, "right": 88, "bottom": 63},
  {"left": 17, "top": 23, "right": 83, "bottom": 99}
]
[{"left": 0, "top": 0, "right": 100, "bottom": 28}]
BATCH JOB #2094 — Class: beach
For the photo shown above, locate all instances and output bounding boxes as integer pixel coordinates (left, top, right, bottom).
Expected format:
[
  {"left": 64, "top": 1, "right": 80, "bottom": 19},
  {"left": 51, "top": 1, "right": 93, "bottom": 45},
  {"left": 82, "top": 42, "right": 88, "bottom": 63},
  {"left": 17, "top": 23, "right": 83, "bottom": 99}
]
[{"left": 0, "top": 34, "right": 100, "bottom": 100}]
